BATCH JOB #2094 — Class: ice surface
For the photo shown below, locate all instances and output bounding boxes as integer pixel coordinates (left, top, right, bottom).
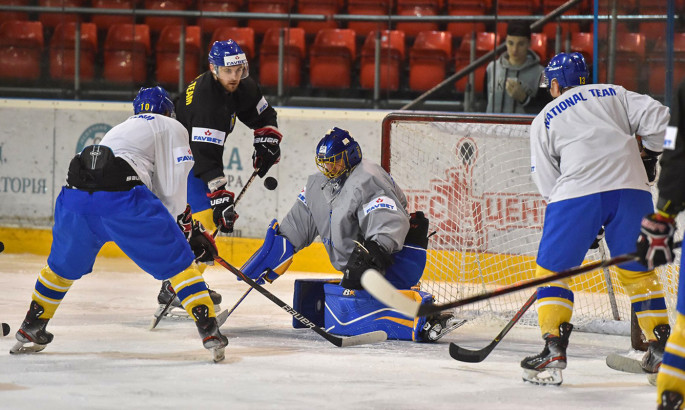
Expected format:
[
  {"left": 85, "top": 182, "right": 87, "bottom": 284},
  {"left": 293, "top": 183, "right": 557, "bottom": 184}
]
[{"left": 0, "top": 253, "right": 658, "bottom": 409}]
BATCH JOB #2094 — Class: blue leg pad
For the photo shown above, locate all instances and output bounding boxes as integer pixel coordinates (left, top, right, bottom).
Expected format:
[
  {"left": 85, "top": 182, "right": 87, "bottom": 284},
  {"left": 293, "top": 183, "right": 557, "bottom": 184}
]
[{"left": 292, "top": 278, "right": 339, "bottom": 328}]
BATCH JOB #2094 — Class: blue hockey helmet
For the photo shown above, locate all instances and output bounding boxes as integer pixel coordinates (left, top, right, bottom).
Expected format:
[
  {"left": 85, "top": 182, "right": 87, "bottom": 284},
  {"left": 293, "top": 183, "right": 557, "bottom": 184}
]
[
  {"left": 315, "top": 127, "right": 362, "bottom": 180},
  {"left": 208, "top": 40, "right": 249, "bottom": 79},
  {"left": 133, "top": 86, "right": 175, "bottom": 116},
  {"left": 542, "top": 52, "right": 589, "bottom": 89}
]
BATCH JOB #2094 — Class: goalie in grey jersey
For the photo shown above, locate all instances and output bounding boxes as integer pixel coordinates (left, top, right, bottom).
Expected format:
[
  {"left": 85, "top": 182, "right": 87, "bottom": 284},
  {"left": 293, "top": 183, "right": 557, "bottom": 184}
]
[{"left": 238, "top": 127, "right": 464, "bottom": 342}]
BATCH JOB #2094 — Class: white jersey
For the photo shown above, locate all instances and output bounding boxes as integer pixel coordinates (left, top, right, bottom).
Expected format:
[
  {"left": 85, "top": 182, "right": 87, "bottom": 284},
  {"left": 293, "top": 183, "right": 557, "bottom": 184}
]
[
  {"left": 99, "top": 113, "right": 193, "bottom": 217},
  {"left": 530, "top": 84, "right": 670, "bottom": 203}
]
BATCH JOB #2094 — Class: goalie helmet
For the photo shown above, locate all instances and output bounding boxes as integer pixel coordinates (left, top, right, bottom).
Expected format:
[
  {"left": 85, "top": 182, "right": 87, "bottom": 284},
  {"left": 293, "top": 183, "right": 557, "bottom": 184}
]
[
  {"left": 541, "top": 52, "right": 589, "bottom": 89},
  {"left": 133, "top": 86, "right": 175, "bottom": 116},
  {"left": 208, "top": 40, "right": 249, "bottom": 79},
  {"left": 315, "top": 127, "right": 362, "bottom": 180}
]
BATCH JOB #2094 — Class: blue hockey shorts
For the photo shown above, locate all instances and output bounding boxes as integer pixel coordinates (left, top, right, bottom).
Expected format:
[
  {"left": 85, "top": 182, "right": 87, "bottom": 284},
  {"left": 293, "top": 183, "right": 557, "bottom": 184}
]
[
  {"left": 187, "top": 173, "right": 211, "bottom": 213},
  {"left": 47, "top": 186, "right": 195, "bottom": 280}
]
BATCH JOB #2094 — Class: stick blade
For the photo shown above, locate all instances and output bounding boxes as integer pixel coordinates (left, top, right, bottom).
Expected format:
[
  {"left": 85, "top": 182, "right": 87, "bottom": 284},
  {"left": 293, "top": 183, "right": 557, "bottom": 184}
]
[
  {"left": 361, "top": 269, "right": 421, "bottom": 317},
  {"left": 449, "top": 342, "right": 491, "bottom": 363},
  {"left": 337, "top": 330, "right": 387, "bottom": 347}
]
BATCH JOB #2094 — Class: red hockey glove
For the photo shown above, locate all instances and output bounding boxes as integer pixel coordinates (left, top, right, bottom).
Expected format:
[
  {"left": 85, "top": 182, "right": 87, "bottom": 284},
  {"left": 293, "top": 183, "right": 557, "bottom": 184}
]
[
  {"left": 253, "top": 127, "right": 282, "bottom": 177},
  {"left": 207, "top": 189, "right": 239, "bottom": 233},
  {"left": 636, "top": 213, "right": 676, "bottom": 270}
]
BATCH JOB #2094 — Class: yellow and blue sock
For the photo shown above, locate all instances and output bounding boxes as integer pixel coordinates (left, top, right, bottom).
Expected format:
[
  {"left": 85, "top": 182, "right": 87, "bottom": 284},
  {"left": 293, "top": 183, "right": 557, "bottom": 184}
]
[
  {"left": 618, "top": 268, "right": 669, "bottom": 339},
  {"left": 31, "top": 266, "right": 74, "bottom": 319},
  {"left": 657, "top": 314, "right": 685, "bottom": 407},
  {"left": 535, "top": 265, "right": 574, "bottom": 337},
  {"left": 168, "top": 265, "right": 216, "bottom": 319}
]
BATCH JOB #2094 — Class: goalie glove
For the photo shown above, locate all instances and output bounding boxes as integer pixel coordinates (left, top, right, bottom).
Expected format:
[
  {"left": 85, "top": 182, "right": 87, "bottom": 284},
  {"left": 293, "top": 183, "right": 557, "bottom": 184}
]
[
  {"left": 636, "top": 212, "right": 676, "bottom": 270},
  {"left": 253, "top": 127, "right": 282, "bottom": 177},
  {"left": 342, "top": 240, "right": 393, "bottom": 290}
]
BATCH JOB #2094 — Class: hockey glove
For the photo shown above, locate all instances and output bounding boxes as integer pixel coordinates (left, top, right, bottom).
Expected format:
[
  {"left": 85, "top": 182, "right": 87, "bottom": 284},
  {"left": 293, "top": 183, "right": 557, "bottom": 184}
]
[
  {"left": 188, "top": 220, "right": 218, "bottom": 264},
  {"left": 589, "top": 226, "right": 605, "bottom": 250},
  {"left": 636, "top": 213, "right": 676, "bottom": 270},
  {"left": 641, "top": 147, "right": 661, "bottom": 183},
  {"left": 207, "top": 189, "right": 239, "bottom": 233},
  {"left": 177, "top": 204, "right": 194, "bottom": 240},
  {"left": 252, "top": 127, "right": 282, "bottom": 177},
  {"left": 405, "top": 211, "right": 430, "bottom": 249},
  {"left": 342, "top": 240, "right": 393, "bottom": 290}
]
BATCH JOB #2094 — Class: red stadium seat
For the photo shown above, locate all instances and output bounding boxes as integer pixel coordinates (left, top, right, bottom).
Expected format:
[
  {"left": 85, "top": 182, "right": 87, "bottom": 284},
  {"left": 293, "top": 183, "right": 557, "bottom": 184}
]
[
  {"left": 396, "top": 0, "right": 440, "bottom": 38},
  {"left": 92, "top": 0, "right": 137, "bottom": 31},
  {"left": 570, "top": 32, "right": 593, "bottom": 62},
  {"left": 541, "top": 0, "right": 582, "bottom": 40},
  {"left": 197, "top": 0, "right": 243, "bottom": 36},
  {"left": 259, "top": 27, "right": 305, "bottom": 87},
  {"left": 346, "top": 0, "right": 392, "bottom": 37},
  {"left": 0, "top": 0, "right": 29, "bottom": 24},
  {"left": 454, "top": 31, "right": 495, "bottom": 93},
  {"left": 310, "top": 28, "right": 356, "bottom": 88},
  {"left": 210, "top": 26, "right": 255, "bottom": 61},
  {"left": 144, "top": 0, "right": 189, "bottom": 34},
  {"left": 156, "top": 25, "right": 202, "bottom": 86},
  {"left": 38, "top": 0, "right": 84, "bottom": 29},
  {"left": 247, "top": 0, "right": 290, "bottom": 35},
  {"left": 104, "top": 23, "right": 151, "bottom": 83},
  {"left": 0, "top": 20, "right": 44, "bottom": 80},
  {"left": 49, "top": 22, "right": 98, "bottom": 81},
  {"left": 530, "top": 32, "right": 547, "bottom": 62},
  {"left": 648, "top": 33, "right": 685, "bottom": 95},
  {"left": 360, "top": 29, "right": 405, "bottom": 91},
  {"left": 446, "top": 0, "right": 488, "bottom": 39},
  {"left": 600, "top": 32, "right": 645, "bottom": 91},
  {"left": 409, "top": 30, "right": 452, "bottom": 91},
  {"left": 297, "top": 0, "right": 340, "bottom": 35}
]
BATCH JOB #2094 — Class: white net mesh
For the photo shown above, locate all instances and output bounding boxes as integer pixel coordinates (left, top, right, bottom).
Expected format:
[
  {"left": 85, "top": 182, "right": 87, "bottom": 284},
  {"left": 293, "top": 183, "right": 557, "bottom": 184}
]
[{"left": 384, "top": 113, "right": 681, "bottom": 335}]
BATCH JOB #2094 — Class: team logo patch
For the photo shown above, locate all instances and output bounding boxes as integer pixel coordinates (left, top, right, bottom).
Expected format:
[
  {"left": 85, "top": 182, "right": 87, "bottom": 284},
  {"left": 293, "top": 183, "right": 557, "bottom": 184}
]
[
  {"left": 363, "top": 196, "right": 396, "bottom": 215},
  {"left": 191, "top": 127, "right": 226, "bottom": 145},
  {"left": 664, "top": 126, "right": 677, "bottom": 150},
  {"left": 297, "top": 186, "right": 307, "bottom": 205},
  {"left": 256, "top": 97, "right": 269, "bottom": 115},
  {"left": 173, "top": 147, "right": 194, "bottom": 164}
]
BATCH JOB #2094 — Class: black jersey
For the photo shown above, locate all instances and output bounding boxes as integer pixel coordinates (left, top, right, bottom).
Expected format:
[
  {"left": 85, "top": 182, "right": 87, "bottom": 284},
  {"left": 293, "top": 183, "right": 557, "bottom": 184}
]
[
  {"left": 657, "top": 80, "right": 685, "bottom": 216},
  {"left": 175, "top": 71, "right": 278, "bottom": 184}
]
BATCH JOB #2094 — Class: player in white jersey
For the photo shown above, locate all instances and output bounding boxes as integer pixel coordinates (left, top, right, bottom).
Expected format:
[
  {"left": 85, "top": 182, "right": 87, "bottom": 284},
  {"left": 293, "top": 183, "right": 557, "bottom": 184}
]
[
  {"left": 9, "top": 87, "right": 228, "bottom": 361},
  {"left": 237, "top": 128, "right": 464, "bottom": 342},
  {"left": 522, "top": 52, "right": 671, "bottom": 385},
  {"left": 636, "top": 79, "right": 685, "bottom": 410}
]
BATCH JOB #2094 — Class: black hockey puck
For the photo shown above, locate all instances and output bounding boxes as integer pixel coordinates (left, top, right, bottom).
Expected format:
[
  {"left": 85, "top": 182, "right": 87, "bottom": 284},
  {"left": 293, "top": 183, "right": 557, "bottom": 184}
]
[
  {"left": 1, "top": 323, "right": 9, "bottom": 337},
  {"left": 264, "top": 177, "right": 278, "bottom": 190}
]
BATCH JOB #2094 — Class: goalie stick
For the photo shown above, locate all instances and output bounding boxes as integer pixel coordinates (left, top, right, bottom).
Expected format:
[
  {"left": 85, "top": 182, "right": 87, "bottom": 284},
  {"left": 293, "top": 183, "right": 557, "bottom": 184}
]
[
  {"left": 361, "top": 240, "right": 682, "bottom": 318},
  {"left": 449, "top": 291, "right": 537, "bottom": 363},
  {"left": 213, "top": 254, "right": 387, "bottom": 347}
]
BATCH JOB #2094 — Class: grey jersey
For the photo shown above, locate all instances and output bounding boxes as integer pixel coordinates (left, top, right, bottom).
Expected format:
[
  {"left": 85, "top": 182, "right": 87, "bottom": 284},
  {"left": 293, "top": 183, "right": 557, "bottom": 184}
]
[{"left": 279, "top": 159, "right": 410, "bottom": 271}]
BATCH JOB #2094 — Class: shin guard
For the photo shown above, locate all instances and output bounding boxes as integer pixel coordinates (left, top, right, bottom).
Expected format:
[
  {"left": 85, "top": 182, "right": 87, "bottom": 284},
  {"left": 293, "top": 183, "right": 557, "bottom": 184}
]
[{"left": 168, "top": 265, "right": 216, "bottom": 319}]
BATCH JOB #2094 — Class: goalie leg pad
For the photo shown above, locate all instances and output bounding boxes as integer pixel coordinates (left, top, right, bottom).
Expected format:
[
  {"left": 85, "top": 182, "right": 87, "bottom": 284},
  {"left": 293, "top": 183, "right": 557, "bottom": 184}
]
[
  {"left": 383, "top": 245, "right": 427, "bottom": 290},
  {"left": 292, "top": 278, "right": 340, "bottom": 328},
  {"left": 242, "top": 219, "right": 294, "bottom": 283}
]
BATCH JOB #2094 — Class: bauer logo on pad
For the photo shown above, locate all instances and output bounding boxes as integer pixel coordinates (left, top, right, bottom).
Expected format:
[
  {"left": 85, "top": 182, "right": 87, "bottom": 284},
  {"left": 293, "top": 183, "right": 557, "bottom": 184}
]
[{"left": 363, "top": 196, "right": 396, "bottom": 215}]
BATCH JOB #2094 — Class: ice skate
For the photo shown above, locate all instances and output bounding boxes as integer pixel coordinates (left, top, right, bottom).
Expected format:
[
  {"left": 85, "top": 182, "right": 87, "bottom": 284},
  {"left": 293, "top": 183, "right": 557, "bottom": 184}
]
[
  {"left": 641, "top": 324, "right": 670, "bottom": 374},
  {"left": 10, "top": 301, "right": 54, "bottom": 354},
  {"left": 419, "top": 313, "right": 466, "bottom": 342},
  {"left": 521, "top": 322, "right": 573, "bottom": 386},
  {"left": 658, "top": 390, "right": 684, "bottom": 410},
  {"left": 192, "top": 304, "right": 228, "bottom": 363},
  {"left": 153, "top": 280, "right": 222, "bottom": 322}
]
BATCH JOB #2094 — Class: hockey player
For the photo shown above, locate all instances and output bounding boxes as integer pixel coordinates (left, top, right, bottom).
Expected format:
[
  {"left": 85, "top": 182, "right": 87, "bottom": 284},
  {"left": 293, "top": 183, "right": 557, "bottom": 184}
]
[
  {"left": 523, "top": 52, "right": 671, "bottom": 385},
  {"left": 156, "top": 39, "right": 283, "bottom": 316},
  {"left": 636, "top": 79, "right": 685, "bottom": 410},
  {"left": 10, "top": 87, "right": 228, "bottom": 361},
  {"left": 237, "top": 127, "right": 463, "bottom": 342}
]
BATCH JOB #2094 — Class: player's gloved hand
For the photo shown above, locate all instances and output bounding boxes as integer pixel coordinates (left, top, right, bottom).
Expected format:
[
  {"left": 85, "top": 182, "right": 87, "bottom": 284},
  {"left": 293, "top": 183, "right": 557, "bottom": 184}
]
[
  {"left": 177, "top": 204, "right": 194, "bottom": 240},
  {"left": 253, "top": 127, "right": 282, "bottom": 177},
  {"left": 641, "top": 147, "right": 661, "bottom": 183},
  {"left": 636, "top": 213, "right": 676, "bottom": 270},
  {"left": 589, "top": 226, "right": 605, "bottom": 250},
  {"left": 189, "top": 220, "right": 218, "bottom": 264},
  {"left": 342, "top": 240, "right": 393, "bottom": 290},
  {"left": 405, "top": 211, "right": 430, "bottom": 249},
  {"left": 207, "top": 189, "right": 239, "bottom": 233}
]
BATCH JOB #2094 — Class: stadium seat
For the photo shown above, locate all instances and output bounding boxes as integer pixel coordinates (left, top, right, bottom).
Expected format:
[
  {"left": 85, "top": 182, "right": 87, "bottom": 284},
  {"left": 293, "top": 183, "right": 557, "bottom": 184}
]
[
  {"left": 396, "top": 0, "right": 440, "bottom": 38},
  {"left": 210, "top": 26, "right": 255, "bottom": 61},
  {"left": 38, "top": 0, "right": 84, "bottom": 29},
  {"left": 648, "top": 33, "right": 685, "bottom": 95},
  {"left": 446, "top": 0, "right": 488, "bottom": 39},
  {"left": 259, "top": 27, "right": 305, "bottom": 87},
  {"left": 144, "top": 0, "right": 189, "bottom": 34},
  {"left": 360, "top": 30, "right": 405, "bottom": 91},
  {"left": 197, "top": 0, "right": 243, "bottom": 36},
  {"left": 541, "top": 0, "right": 582, "bottom": 40},
  {"left": 346, "top": 0, "right": 392, "bottom": 37},
  {"left": 156, "top": 25, "right": 202, "bottom": 86},
  {"left": 0, "top": 0, "right": 29, "bottom": 24},
  {"left": 310, "top": 28, "right": 356, "bottom": 88},
  {"left": 247, "top": 0, "right": 290, "bottom": 35},
  {"left": 409, "top": 30, "right": 452, "bottom": 91},
  {"left": 530, "top": 32, "right": 547, "bottom": 62},
  {"left": 297, "top": 0, "right": 340, "bottom": 35},
  {"left": 0, "top": 20, "right": 44, "bottom": 80},
  {"left": 570, "top": 32, "right": 593, "bottom": 62},
  {"left": 49, "top": 22, "right": 98, "bottom": 81},
  {"left": 600, "top": 32, "right": 645, "bottom": 91},
  {"left": 454, "top": 31, "right": 494, "bottom": 93},
  {"left": 103, "top": 23, "right": 151, "bottom": 83},
  {"left": 91, "top": 0, "right": 137, "bottom": 31}
]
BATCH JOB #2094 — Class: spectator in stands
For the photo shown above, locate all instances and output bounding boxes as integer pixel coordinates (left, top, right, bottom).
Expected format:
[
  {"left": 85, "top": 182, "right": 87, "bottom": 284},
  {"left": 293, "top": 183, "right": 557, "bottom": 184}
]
[{"left": 485, "top": 21, "right": 548, "bottom": 114}]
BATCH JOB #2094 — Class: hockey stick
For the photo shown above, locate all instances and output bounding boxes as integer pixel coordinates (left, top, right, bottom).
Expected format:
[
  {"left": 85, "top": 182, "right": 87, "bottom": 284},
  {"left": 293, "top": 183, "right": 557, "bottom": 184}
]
[
  {"left": 449, "top": 291, "right": 537, "bottom": 362},
  {"left": 213, "top": 254, "right": 387, "bottom": 347},
  {"left": 150, "top": 283, "right": 177, "bottom": 330},
  {"left": 234, "top": 169, "right": 259, "bottom": 206},
  {"left": 221, "top": 270, "right": 267, "bottom": 321},
  {"left": 361, "top": 241, "right": 682, "bottom": 318}
]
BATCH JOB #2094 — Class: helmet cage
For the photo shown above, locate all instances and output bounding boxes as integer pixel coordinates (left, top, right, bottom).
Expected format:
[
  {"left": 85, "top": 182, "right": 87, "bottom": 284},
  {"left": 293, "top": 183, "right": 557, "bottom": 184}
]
[
  {"left": 314, "top": 127, "right": 362, "bottom": 181},
  {"left": 316, "top": 150, "right": 350, "bottom": 180}
]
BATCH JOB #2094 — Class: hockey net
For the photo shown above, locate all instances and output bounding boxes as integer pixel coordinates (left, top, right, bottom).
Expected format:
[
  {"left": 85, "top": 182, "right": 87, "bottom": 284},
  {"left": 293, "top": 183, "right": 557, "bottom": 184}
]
[{"left": 382, "top": 112, "right": 681, "bottom": 335}]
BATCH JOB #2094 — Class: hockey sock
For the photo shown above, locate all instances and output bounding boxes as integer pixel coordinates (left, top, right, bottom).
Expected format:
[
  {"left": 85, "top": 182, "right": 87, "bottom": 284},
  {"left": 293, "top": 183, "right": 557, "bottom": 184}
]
[
  {"left": 618, "top": 268, "right": 668, "bottom": 339},
  {"left": 32, "top": 266, "right": 75, "bottom": 319},
  {"left": 535, "top": 265, "right": 574, "bottom": 337},
  {"left": 657, "top": 314, "right": 685, "bottom": 405},
  {"left": 168, "top": 265, "right": 216, "bottom": 319}
]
